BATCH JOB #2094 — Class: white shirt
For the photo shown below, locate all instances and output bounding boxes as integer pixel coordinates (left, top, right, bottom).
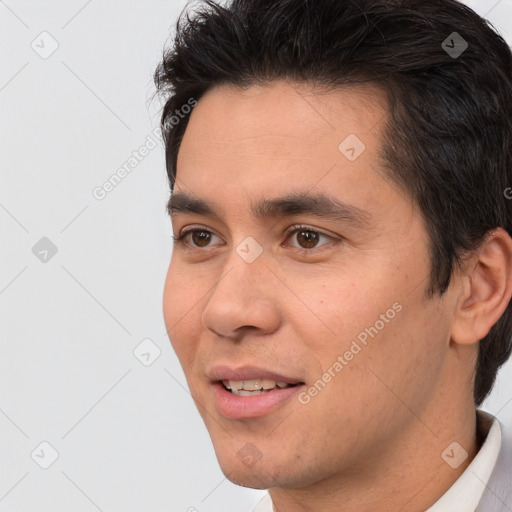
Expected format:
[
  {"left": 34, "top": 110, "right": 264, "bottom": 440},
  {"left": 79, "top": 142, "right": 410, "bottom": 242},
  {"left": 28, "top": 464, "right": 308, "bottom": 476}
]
[{"left": 252, "top": 410, "right": 502, "bottom": 512}]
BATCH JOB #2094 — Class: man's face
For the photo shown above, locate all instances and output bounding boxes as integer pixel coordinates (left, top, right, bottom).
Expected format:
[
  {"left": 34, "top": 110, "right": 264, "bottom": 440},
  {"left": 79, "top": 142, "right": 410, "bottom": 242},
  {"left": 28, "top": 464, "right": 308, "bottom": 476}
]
[{"left": 163, "top": 81, "right": 456, "bottom": 489}]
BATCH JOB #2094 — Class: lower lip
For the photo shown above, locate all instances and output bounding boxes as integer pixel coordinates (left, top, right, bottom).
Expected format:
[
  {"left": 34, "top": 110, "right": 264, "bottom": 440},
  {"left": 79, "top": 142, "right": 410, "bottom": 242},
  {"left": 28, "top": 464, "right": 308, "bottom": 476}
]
[{"left": 211, "top": 381, "right": 304, "bottom": 419}]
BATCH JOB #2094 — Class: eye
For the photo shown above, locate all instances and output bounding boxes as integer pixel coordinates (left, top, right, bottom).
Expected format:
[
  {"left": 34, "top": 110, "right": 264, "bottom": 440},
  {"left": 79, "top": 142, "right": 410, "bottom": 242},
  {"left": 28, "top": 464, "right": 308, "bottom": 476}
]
[
  {"left": 172, "top": 225, "right": 338, "bottom": 252},
  {"left": 172, "top": 228, "right": 223, "bottom": 248},
  {"left": 284, "top": 226, "right": 336, "bottom": 250}
]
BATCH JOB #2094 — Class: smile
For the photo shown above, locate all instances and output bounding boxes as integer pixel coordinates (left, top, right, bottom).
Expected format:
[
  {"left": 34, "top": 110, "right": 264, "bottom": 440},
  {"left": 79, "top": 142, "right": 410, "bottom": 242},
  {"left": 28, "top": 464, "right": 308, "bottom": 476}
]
[
  {"left": 222, "top": 378, "right": 297, "bottom": 395},
  {"left": 211, "top": 380, "right": 305, "bottom": 419}
]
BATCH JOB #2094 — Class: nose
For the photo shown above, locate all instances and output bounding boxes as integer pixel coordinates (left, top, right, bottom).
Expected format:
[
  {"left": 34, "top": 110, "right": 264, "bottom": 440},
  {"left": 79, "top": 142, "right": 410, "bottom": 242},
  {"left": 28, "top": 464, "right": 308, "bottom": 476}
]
[{"left": 200, "top": 252, "right": 281, "bottom": 340}]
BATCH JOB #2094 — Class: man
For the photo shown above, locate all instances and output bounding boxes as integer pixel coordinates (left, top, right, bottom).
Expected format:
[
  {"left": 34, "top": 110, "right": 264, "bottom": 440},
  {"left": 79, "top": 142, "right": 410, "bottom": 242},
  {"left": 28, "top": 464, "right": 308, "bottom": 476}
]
[{"left": 155, "top": 0, "right": 512, "bottom": 510}]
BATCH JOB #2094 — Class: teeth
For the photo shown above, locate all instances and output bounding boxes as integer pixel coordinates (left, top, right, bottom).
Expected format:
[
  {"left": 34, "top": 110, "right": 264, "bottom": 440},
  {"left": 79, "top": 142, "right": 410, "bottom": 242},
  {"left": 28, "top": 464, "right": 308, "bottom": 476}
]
[
  {"left": 221, "top": 378, "right": 294, "bottom": 394},
  {"left": 235, "top": 389, "right": 266, "bottom": 396},
  {"left": 262, "top": 379, "right": 277, "bottom": 389}
]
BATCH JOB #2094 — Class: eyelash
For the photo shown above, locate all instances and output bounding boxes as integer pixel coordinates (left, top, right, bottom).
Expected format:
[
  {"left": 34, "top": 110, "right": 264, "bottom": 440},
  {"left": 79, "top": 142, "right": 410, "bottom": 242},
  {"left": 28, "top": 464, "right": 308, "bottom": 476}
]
[{"left": 171, "top": 225, "right": 338, "bottom": 253}]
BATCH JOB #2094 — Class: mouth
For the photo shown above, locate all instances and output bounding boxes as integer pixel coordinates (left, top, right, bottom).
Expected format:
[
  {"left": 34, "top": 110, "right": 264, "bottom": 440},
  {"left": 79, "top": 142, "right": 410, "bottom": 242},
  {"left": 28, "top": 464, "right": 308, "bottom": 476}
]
[
  {"left": 208, "top": 365, "right": 306, "bottom": 419},
  {"left": 219, "top": 378, "right": 302, "bottom": 396}
]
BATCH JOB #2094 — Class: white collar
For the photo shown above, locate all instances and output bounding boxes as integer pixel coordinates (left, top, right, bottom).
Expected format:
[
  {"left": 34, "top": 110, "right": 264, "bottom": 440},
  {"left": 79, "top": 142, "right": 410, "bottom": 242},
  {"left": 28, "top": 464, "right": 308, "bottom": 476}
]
[{"left": 252, "top": 410, "right": 502, "bottom": 512}]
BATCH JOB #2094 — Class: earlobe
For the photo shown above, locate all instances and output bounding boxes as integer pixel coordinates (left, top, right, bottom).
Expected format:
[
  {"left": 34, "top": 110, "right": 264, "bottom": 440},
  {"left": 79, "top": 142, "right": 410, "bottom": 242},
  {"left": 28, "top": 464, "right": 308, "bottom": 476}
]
[{"left": 451, "top": 228, "right": 512, "bottom": 346}]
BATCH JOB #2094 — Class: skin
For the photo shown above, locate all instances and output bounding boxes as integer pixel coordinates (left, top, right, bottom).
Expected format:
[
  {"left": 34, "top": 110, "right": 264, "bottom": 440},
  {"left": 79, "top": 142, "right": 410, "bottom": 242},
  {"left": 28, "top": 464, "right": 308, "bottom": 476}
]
[{"left": 162, "top": 80, "right": 512, "bottom": 512}]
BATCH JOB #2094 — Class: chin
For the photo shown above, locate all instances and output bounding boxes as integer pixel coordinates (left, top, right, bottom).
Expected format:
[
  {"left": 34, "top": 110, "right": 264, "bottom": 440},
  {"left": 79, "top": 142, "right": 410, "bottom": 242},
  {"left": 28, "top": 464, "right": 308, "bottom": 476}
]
[
  {"left": 215, "top": 452, "right": 297, "bottom": 490},
  {"left": 225, "top": 471, "right": 272, "bottom": 490}
]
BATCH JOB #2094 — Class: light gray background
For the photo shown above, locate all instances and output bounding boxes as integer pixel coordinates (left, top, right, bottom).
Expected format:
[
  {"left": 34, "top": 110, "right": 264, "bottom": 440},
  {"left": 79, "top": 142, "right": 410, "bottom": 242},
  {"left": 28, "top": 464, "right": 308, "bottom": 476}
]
[{"left": 1, "top": 1, "right": 512, "bottom": 511}]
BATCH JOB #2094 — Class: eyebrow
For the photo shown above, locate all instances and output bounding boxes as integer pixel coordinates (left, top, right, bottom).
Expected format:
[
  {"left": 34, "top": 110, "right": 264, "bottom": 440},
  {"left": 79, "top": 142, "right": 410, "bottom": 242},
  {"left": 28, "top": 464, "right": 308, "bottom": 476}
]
[{"left": 167, "top": 191, "right": 372, "bottom": 228}]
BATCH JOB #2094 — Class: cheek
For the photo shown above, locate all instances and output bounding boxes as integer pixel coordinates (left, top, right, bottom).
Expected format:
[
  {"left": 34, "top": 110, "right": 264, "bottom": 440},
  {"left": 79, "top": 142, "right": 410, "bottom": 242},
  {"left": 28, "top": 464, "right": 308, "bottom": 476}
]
[
  {"left": 163, "top": 260, "right": 204, "bottom": 368},
  {"left": 163, "top": 262, "right": 180, "bottom": 336},
  {"left": 283, "top": 268, "right": 394, "bottom": 354},
  {"left": 288, "top": 265, "right": 441, "bottom": 398},
  {"left": 326, "top": 291, "right": 450, "bottom": 422}
]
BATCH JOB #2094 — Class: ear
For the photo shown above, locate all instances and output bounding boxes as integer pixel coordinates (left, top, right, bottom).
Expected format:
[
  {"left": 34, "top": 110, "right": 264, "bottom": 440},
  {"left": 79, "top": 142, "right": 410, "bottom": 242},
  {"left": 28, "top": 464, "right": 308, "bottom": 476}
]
[{"left": 451, "top": 228, "right": 512, "bottom": 345}]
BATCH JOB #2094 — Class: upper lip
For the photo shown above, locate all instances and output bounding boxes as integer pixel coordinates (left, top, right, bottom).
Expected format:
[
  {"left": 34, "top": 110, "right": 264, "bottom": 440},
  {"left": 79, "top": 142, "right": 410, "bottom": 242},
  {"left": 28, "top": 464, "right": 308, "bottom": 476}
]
[{"left": 208, "top": 364, "right": 305, "bottom": 384}]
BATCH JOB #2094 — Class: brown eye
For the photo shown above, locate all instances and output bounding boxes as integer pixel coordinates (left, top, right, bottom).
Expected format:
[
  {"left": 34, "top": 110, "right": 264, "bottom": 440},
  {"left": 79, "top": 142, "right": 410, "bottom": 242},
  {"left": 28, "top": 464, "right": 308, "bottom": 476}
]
[
  {"left": 191, "top": 230, "right": 213, "bottom": 247},
  {"left": 296, "top": 230, "right": 320, "bottom": 248},
  {"left": 286, "top": 226, "right": 334, "bottom": 251},
  {"left": 173, "top": 228, "right": 222, "bottom": 249}
]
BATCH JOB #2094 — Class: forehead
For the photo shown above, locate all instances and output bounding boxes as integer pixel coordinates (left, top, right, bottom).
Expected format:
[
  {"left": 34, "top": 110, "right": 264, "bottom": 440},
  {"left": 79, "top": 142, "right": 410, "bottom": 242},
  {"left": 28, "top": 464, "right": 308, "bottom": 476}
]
[
  {"left": 174, "top": 80, "right": 393, "bottom": 216},
  {"left": 177, "top": 80, "right": 388, "bottom": 170}
]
